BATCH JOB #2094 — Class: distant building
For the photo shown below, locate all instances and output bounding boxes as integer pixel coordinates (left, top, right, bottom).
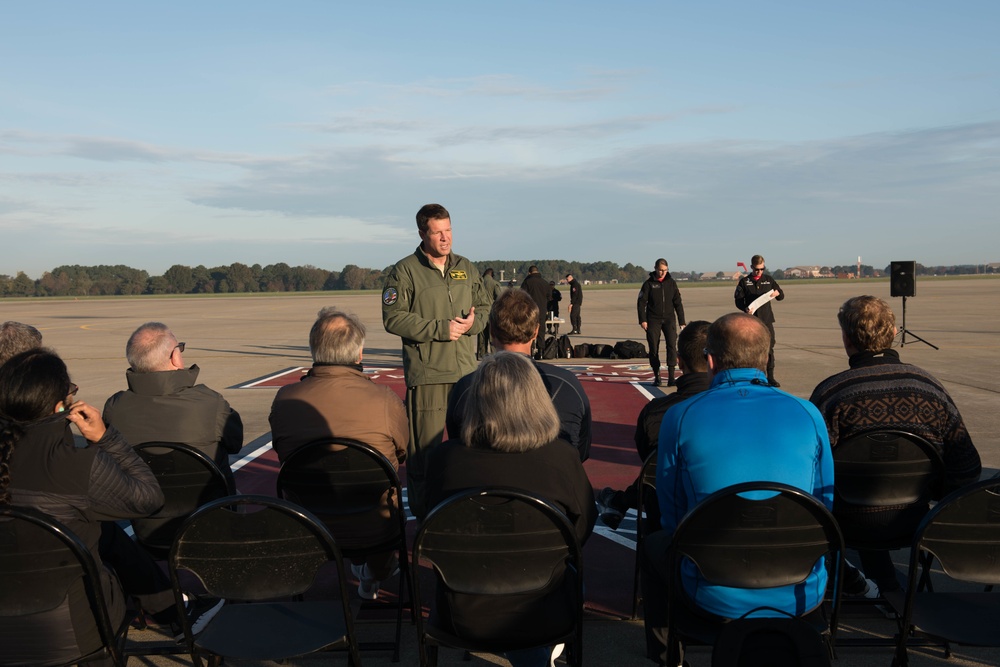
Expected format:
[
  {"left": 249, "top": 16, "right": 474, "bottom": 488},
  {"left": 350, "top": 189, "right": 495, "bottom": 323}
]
[{"left": 785, "top": 266, "right": 821, "bottom": 278}]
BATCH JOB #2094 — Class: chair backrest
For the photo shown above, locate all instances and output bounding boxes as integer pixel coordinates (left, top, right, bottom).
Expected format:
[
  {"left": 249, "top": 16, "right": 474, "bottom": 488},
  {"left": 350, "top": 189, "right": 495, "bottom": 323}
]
[
  {"left": 0, "top": 505, "right": 124, "bottom": 667},
  {"left": 275, "top": 437, "right": 403, "bottom": 551},
  {"left": 168, "top": 494, "right": 347, "bottom": 601},
  {"left": 910, "top": 478, "right": 1000, "bottom": 586},
  {"left": 132, "top": 441, "right": 235, "bottom": 559},
  {"left": 413, "top": 488, "right": 583, "bottom": 653},
  {"left": 669, "top": 482, "right": 843, "bottom": 599},
  {"left": 833, "top": 430, "right": 944, "bottom": 507}
]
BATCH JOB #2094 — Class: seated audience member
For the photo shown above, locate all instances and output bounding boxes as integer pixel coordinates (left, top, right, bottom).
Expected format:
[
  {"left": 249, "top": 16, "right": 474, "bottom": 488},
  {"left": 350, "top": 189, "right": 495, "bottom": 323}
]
[
  {"left": 642, "top": 313, "right": 833, "bottom": 664},
  {"left": 596, "top": 321, "right": 711, "bottom": 530},
  {"left": 269, "top": 308, "right": 407, "bottom": 600},
  {"left": 810, "top": 295, "right": 982, "bottom": 593},
  {"left": 103, "top": 322, "right": 243, "bottom": 488},
  {"left": 0, "top": 320, "right": 43, "bottom": 367},
  {"left": 425, "top": 351, "right": 596, "bottom": 667},
  {"left": 446, "top": 289, "right": 592, "bottom": 464},
  {"left": 0, "top": 349, "right": 221, "bottom": 648}
]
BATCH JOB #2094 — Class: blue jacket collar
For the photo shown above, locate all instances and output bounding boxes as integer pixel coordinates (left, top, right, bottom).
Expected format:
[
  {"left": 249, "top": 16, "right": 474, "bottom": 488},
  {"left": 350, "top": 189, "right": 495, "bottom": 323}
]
[{"left": 710, "top": 367, "right": 769, "bottom": 388}]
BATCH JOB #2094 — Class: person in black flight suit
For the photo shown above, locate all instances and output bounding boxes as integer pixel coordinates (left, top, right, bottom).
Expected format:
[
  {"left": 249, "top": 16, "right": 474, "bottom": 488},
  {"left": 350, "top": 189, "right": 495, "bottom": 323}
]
[
  {"left": 734, "top": 254, "right": 784, "bottom": 386},
  {"left": 637, "top": 258, "right": 686, "bottom": 387}
]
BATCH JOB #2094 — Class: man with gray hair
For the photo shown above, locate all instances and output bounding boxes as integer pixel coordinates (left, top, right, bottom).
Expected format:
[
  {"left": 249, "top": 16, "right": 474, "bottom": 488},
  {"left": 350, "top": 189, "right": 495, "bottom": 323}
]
[
  {"left": 103, "top": 322, "right": 243, "bottom": 487},
  {"left": 269, "top": 308, "right": 408, "bottom": 600},
  {"left": 0, "top": 321, "right": 43, "bottom": 367}
]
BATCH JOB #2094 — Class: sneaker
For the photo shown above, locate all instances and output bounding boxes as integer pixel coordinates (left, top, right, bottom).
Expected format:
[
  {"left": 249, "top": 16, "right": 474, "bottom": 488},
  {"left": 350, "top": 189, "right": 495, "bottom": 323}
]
[
  {"left": 172, "top": 594, "right": 225, "bottom": 642},
  {"left": 351, "top": 561, "right": 400, "bottom": 600},
  {"left": 351, "top": 562, "right": 380, "bottom": 600},
  {"left": 843, "top": 563, "right": 880, "bottom": 599},
  {"left": 550, "top": 642, "right": 565, "bottom": 666},
  {"left": 596, "top": 487, "right": 626, "bottom": 531}
]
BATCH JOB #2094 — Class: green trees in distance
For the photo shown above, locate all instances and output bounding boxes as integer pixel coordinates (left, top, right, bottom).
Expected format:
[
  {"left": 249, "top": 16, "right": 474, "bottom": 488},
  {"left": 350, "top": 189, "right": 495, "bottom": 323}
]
[{"left": 0, "top": 260, "right": 995, "bottom": 298}]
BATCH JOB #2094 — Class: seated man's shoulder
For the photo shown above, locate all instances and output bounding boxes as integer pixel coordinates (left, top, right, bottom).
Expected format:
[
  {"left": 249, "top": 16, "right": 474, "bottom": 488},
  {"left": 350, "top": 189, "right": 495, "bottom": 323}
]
[{"left": 536, "top": 362, "right": 585, "bottom": 390}]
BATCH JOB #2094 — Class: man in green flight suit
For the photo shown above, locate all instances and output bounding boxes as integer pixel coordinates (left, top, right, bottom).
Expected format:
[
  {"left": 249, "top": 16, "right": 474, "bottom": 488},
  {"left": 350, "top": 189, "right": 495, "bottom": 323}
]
[{"left": 382, "top": 203, "right": 491, "bottom": 517}]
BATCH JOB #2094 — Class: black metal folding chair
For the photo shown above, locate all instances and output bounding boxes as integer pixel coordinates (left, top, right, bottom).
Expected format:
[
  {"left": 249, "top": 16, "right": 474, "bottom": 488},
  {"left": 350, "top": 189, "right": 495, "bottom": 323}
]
[
  {"left": 832, "top": 430, "right": 945, "bottom": 643},
  {"left": 132, "top": 441, "right": 235, "bottom": 560},
  {"left": 168, "top": 494, "right": 362, "bottom": 666},
  {"left": 276, "top": 437, "right": 412, "bottom": 661},
  {"left": 664, "top": 482, "right": 845, "bottom": 667},
  {"left": 632, "top": 450, "right": 658, "bottom": 619},
  {"left": 413, "top": 488, "right": 584, "bottom": 667},
  {"left": 0, "top": 505, "right": 128, "bottom": 667},
  {"left": 892, "top": 478, "right": 1000, "bottom": 667}
]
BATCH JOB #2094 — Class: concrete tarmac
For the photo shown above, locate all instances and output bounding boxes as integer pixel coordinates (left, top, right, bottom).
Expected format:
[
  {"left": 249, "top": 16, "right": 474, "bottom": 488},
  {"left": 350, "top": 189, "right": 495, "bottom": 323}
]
[{"left": 4, "top": 276, "right": 1000, "bottom": 666}]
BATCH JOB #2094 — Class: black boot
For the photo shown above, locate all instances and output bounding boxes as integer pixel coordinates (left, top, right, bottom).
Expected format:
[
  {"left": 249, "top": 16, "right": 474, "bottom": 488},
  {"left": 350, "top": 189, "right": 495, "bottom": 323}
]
[
  {"left": 666, "top": 367, "right": 677, "bottom": 387},
  {"left": 653, "top": 371, "right": 662, "bottom": 387}
]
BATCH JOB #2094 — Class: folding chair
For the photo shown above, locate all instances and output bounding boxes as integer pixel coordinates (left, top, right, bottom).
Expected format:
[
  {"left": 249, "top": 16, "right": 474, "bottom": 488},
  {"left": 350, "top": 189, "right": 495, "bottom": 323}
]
[
  {"left": 276, "top": 437, "right": 412, "bottom": 661},
  {"left": 632, "top": 450, "right": 658, "bottom": 619},
  {"left": 0, "top": 505, "right": 128, "bottom": 667},
  {"left": 132, "top": 441, "right": 236, "bottom": 559},
  {"left": 168, "top": 495, "right": 362, "bottom": 666},
  {"left": 665, "top": 482, "right": 845, "bottom": 667},
  {"left": 413, "top": 488, "right": 583, "bottom": 667},
  {"left": 832, "top": 430, "right": 944, "bottom": 642},
  {"left": 892, "top": 478, "right": 1000, "bottom": 667}
]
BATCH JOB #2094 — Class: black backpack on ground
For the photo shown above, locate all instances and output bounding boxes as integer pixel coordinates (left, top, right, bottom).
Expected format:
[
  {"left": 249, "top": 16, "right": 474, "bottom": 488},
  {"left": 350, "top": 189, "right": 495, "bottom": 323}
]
[
  {"left": 541, "top": 336, "right": 559, "bottom": 360},
  {"left": 613, "top": 340, "right": 648, "bottom": 359},
  {"left": 590, "top": 343, "right": 613, "bottom": 359},
  {"left": 557, "top": 335, "right": 573, "bottom": 359},
  {"left": 572, "top": 343, "right": 591, "bottom": 358}
]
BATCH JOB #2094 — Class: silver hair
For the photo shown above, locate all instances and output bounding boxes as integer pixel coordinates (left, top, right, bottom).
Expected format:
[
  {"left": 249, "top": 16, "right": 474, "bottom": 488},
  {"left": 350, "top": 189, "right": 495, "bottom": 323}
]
[
  {"left": 310, "top": 310, "right": 366, "bottom": 364},
  {"left": 126, "top": 322, "right": 177, "bottom": 373},
  {"left": 461, "top": 351, "right": 560, "bottom": 453}
]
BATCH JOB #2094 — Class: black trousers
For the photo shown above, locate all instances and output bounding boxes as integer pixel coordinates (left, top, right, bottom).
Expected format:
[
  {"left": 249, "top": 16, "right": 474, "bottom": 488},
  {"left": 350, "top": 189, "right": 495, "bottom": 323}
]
[
  {"left": 570, "top": 305, "right": 582, "bottom": 332},
  {"left": 99, "top": 522, "right": 176, "bottom": 622},
  {"left": 644, "top": 318, "right": 677, "bottom": 373},
  {"left": 764, "top": 320, "right": 776, "bottom": 377}
]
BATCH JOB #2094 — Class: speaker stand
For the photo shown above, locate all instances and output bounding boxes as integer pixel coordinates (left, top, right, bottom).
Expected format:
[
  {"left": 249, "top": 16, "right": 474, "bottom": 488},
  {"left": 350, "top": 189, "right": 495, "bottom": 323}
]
[{"left": 897, "top": 296, "right": 938, "bottom": 349}]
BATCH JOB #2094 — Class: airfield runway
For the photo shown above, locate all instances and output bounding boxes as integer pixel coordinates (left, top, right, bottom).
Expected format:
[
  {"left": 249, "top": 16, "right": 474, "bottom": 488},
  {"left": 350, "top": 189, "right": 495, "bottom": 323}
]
[{"left": 4, "top": 277, "right": 1000, "bottom": 665}]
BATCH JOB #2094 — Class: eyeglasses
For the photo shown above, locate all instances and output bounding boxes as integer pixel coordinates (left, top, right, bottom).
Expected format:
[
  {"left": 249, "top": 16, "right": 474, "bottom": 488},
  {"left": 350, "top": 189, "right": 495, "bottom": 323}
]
[
  {"left": 173, "top": 342, "right": 186, "bottom": 354},
  {"left": 702, "top": 347, "right": 710, "bottom": 359},
  {"left": 66, "top": 383, "right": 79, "bottom": 407},
  {"left": 752, "top": 266, "right": 765, "bottom": 273}
]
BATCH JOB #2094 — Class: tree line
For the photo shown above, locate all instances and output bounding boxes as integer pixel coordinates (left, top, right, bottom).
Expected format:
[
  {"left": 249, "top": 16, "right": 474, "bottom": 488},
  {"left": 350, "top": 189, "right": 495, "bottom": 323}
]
[{"left": 0, "top": 260, "right": 992, "bottom": 298}]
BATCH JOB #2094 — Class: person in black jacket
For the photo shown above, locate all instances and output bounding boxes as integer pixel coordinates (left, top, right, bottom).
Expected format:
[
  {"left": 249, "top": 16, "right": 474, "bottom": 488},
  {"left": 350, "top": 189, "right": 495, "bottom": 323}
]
[
  {"left": 595, "top": 321, "right": 711, "bottom": 530},
  {"left": 637, "top": 259, "right": 686, "bottom": 387},
  {"left": 520, "top": 266, "right": 550, "bottom": 358},
  {"left": 566, "top": 273, "right": 583, "bottom": 334},
  {"left": 734, "top": 254, "right": 784, "bottom": 386}
]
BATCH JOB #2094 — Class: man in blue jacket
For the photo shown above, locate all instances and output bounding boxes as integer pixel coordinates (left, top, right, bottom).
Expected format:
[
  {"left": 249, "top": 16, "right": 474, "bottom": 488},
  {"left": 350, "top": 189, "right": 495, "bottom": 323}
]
[{"left": 641, "top": 312, "right": 834, "bottom": 664}]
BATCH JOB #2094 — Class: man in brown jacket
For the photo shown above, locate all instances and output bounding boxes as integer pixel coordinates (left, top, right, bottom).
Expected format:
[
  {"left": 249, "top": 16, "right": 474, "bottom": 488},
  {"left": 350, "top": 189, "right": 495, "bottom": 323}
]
[{"left": 269, "top": 308, "right": 408, "bottom": 600}]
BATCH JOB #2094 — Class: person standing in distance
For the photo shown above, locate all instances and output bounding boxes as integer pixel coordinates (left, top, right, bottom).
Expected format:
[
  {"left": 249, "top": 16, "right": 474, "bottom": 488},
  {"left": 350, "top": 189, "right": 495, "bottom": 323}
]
[
  {"left": 637, "top": 258, "right": 686, "bottom": 387},
  {"left": 381, "top": 203, "right": 491, "bottom": 518},
  {"left": 566, "top": 273, "right": 583, "bottom": 334},
  {"left": 520, "top": 266, "right": 550, "bottom": 358},
  {"left": 478, "top": 268, "right": 504, "bottom": 359},
  {"left": 734, "top": 254, "right": 784, "bottom": 386}
]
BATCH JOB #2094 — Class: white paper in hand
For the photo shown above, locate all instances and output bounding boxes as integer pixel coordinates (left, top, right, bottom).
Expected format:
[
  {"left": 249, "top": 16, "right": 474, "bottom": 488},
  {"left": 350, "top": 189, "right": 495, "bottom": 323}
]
[{"left": 748, "top": 292, "right": 777, "bottom": 315}]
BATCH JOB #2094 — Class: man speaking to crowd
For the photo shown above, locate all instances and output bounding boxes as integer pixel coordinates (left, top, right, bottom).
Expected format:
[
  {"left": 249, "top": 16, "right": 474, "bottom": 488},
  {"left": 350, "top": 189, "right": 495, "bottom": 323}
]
[{"left": 381, "top": 203, "right": 491, "bottom": 517}]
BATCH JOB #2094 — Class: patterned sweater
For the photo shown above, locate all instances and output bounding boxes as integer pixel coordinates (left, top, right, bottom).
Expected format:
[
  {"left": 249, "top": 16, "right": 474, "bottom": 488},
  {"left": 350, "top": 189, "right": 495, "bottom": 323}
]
[{"left": 809, "top": 349, "right": 982, "bottom": 494}]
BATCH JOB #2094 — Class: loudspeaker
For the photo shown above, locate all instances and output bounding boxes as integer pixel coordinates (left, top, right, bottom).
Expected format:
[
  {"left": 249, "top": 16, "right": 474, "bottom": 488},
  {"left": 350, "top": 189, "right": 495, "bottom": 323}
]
[{"left": 890, "top": 261, "right": 916, "bottom": 297}]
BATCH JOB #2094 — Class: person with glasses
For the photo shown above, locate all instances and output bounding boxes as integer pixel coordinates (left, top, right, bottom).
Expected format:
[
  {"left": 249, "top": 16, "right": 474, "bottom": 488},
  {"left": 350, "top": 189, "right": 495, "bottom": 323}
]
[
  {"left": 734, "top": 254, "right": 784, "bottom": 386},
  {"left": 0, "top": 348, "right": 223, "bottom": 652},
  {"left": 103, "top": 322, "right": 243, "bottom": 488}
]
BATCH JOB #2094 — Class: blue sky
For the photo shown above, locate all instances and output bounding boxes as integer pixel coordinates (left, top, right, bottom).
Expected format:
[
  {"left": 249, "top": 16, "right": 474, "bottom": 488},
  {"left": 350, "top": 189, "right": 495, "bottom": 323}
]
[{"left": 2, "top": 1, "right": 998, "bottom": 278}]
